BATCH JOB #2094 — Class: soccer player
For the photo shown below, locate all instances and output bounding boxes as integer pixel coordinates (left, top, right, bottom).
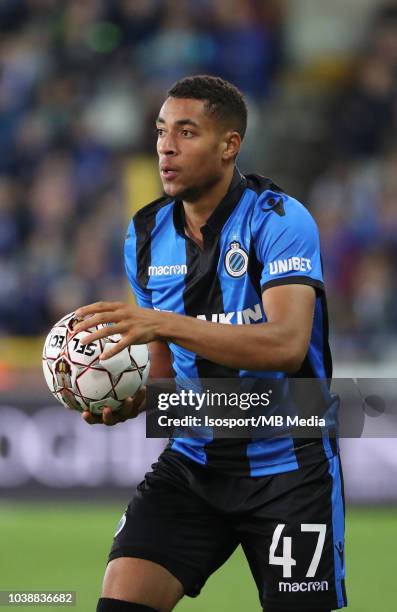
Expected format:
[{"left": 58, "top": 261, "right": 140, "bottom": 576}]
[{"left": 75, "top": 76, "right": 347, "bottom": 612}]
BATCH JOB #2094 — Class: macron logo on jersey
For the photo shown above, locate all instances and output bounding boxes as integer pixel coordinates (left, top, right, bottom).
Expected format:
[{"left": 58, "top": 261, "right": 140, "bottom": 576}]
[
  {"left": 269, "top": 257, "right": 312, "bottom": 275},
  {"left": 148, "top": 264, "right": 187, "bottom": 276},
  {"left": 279, "top": 581, "right": 328, "bottom": 593}
]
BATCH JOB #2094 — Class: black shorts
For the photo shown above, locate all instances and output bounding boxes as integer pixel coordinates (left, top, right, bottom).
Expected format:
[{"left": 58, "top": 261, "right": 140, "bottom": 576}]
[{"left": 109, "top": 448, "right": 347, "bottom": 611}]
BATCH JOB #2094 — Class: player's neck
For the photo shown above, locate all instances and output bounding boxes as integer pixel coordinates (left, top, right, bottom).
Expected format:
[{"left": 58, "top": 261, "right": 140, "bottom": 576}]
[{"left": 182, "top": 166, "right": 235, "bottom": 240}]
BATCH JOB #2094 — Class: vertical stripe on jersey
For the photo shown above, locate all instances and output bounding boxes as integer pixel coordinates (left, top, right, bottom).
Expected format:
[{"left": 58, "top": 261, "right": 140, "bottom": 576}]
[
  {"left": 247, "top": 438, "right": 298, "bottom": 476},
  {"left": 320, "top": 292, "right": 333, "bottom": 379},
  {"left": 319, "top": 255, "right": 333, "bottom": 380},
  {"left": 183, "top": 233, "right": 239, "bottom": 378},
  {"left": 309, "top": 294, "right": 338, "bottom": 457},
  {"left": 171, "top": 436, "right": 208, "bottom": 465},
  {"left": 328, "top": 455, "right": 347, "bottom": 607},
  {"left": 288, "top": 292, "right": 337, "bottom": 464},
  {"left": 133, "top": 197, "right": 172, "bottom": 290},
  {"left": 180, "top": 209, "right": 252, "bottom": 471},
  {"left": 181, "top": 232, "right": 244, "bottom": 469},
  {"left": 172, "top": 236, "right": 226, "bottom": 465},
  {"left": 216, "top": 191, "right": 265, "bottom": 322},
  {"left": 246, "top": 239, "right": 264, "bottom": 301},
  {"left": 142, "top": 205, "right": 210, "bottom": 464},
  {"left": 216, "top": 199, "right": 294, "bottom": 476},
  {"left": 142, "top": 203, "right": 210, "bottom": 464},
  {"left": 146, "top": 203, "right": 187, "bottom": 313}
]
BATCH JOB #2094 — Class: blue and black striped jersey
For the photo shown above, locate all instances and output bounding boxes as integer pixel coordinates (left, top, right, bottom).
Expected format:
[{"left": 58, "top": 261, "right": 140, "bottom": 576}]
[{"left": 125, "top": 169, "right": 337, "bottom": 476}]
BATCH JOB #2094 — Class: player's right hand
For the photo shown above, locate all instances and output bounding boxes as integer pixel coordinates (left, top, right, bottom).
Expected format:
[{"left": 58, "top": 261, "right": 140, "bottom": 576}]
[{"left": 81, "top": 387, "right": 146, "bottom": 426}]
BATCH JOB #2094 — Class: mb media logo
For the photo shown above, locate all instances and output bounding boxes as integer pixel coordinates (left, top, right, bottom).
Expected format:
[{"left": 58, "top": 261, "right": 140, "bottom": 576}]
[
  {"left": 224, "top": 241, "right": 248, "bottom": 278},
  {"left": 279, "top": 581, "right": 329, "bottom": 593},
  {"left": 148, "top": 264, "right": 187, "bottom": 276}
]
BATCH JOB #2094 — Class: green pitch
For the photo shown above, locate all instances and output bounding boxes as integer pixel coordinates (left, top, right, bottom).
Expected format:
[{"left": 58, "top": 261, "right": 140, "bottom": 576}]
[{"left": 0, "top": 504, "right": 396, "bottom": 611}]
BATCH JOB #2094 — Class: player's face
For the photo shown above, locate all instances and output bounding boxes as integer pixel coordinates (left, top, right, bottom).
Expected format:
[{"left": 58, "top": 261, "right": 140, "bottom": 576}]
[{"left": 156, "top": 97, "right": 233, "bottom": 201}]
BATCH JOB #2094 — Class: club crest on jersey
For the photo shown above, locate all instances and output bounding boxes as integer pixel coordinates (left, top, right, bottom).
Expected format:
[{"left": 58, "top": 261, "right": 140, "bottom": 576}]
[{"left": 224, "top": 241, "right": 248, "bottom": 278}]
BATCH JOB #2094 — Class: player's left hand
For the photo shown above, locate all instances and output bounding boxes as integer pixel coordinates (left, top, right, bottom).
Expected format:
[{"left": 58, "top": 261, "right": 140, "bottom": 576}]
[
  {"left": 74, "top": 301, "right": 162, "bottom": 359},
  {"left": 82, "top": 388, "right": 146, "bottom": 426}
]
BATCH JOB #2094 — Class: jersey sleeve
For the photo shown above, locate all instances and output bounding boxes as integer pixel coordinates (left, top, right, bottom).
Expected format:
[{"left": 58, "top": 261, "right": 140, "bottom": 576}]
[
  {"left": 124, "top": 218, "right": 153, "bottom": 309},
  {"left": 253, "top": 192, "right": 324, "bottom": 293}
]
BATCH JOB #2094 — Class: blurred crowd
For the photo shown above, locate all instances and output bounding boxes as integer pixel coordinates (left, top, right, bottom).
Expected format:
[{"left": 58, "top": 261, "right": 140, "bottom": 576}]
[
  {"left": 1, "top": 0, "right": 397, "bottom": 361},
  {"left": 310, "top": 3, "right": 397, "bottom": 360},
  {"left": 0, "top": 0, "right": 282, "bottom": 334}
]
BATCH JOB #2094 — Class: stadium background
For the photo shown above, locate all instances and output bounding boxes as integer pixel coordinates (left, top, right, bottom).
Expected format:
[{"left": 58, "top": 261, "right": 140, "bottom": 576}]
[{"left": 0, "top": 1, "right": 397, "bottom": 610}]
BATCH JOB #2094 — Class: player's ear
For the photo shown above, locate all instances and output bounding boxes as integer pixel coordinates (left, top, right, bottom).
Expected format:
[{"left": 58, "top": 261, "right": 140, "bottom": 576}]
[{"left": 221, "top": 131, "right": 241, "bottom": 161}]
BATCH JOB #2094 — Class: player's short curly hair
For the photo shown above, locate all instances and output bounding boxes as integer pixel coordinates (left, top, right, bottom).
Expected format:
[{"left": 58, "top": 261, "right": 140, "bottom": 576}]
[{"left": 167, "top": 75, "right": 248, "bottom": 139}]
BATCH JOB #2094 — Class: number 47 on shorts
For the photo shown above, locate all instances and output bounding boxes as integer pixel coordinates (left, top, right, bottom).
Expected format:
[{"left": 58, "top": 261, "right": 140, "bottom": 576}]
[{"left": 269, "top": 523, "right": 326, "bottom": 578}]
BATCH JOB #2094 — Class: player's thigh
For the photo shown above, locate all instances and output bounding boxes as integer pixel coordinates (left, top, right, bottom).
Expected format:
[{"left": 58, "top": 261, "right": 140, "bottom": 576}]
[
  {"left": 102, "top": 557, "right": 183, "bottom": 612},
  {"left": 239, "top": 455, "right": 347, "bottom": 611},
  {"left": 108, "top": 451, "right": 239, "bottom": 600}
]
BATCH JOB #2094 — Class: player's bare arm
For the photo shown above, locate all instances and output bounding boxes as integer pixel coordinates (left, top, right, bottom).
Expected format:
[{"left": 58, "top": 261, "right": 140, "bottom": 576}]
[
  {"left": 74, "top": 283, "right": 315, "bottom": 374},
  {"left": 81, "top": 340, "right": 173, "bottom": 426}
]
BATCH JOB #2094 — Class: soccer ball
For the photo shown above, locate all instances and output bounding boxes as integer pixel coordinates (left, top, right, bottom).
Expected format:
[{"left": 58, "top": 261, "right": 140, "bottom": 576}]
[{"left": 42, "top": 311, "right": 150, "bottom": 414}]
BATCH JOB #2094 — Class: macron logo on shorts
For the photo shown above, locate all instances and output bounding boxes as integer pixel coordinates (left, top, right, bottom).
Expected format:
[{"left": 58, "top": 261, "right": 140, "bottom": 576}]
[
  {"left": 279, "top": 581, "right": 328, "bottom": 592},
  {"left": 148, "top": 264, "right": 187, "bottom": 276},
  {"left": 269, "top": 257, "right": 312, "bottom": 275}
]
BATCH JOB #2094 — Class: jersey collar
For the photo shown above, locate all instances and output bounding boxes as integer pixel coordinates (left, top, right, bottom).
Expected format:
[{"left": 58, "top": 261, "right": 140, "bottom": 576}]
[{"left": 173, "top": 167, "right": 246, "bottom": 237}]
